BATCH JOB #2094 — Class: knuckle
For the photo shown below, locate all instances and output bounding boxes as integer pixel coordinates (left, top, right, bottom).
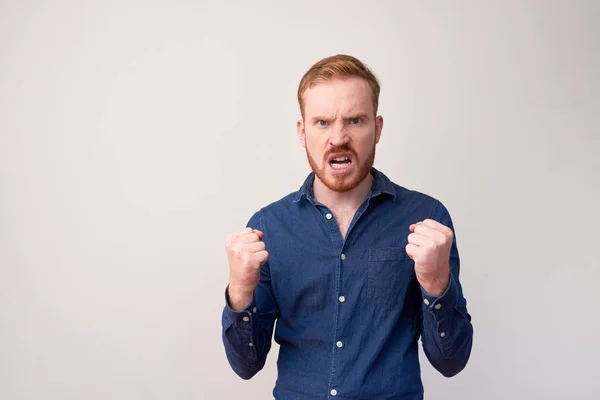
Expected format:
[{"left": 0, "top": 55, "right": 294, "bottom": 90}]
[{"left": 441, "top": 232, "right": 452, "bottom": 243}]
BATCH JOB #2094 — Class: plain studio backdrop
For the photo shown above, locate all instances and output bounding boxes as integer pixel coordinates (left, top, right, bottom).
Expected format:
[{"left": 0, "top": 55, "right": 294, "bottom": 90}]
[{"left": 1, "top": 1, "right": 599, "bottom": 399}]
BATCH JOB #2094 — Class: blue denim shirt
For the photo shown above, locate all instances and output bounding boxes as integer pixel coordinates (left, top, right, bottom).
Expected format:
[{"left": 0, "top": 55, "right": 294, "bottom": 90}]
[{"left": 222, "top": 168, "right": 473, "bottom": 399}]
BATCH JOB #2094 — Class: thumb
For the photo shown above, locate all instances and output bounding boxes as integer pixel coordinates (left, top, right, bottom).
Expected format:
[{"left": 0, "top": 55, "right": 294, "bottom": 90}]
[
  {"left": 253, "top": 229, "right": 264, "bottom": 239},
  {"left": 409, "top": 221, "right": 423, "bottom": 232}
]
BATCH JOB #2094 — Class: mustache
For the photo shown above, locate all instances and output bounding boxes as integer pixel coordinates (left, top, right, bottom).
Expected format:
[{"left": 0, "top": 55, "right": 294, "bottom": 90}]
[{"left": 324, "top": 144, "right": 357, "bottom": 158}]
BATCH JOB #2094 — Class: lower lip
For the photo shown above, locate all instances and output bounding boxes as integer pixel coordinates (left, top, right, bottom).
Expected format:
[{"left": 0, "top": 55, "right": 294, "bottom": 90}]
[{"left": 328, "top": 161, "right": 354, "bottom": 175}]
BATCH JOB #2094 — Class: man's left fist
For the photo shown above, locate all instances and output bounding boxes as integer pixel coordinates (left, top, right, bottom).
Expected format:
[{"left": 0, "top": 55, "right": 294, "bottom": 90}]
[{"left": 406, "top": 219, "right": 453, "bottom": 296}]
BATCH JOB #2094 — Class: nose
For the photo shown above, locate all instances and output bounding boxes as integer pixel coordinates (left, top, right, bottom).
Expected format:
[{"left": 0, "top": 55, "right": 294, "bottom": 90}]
[{"left": 328, "top": 122, "right": 349, "bottom": 147}]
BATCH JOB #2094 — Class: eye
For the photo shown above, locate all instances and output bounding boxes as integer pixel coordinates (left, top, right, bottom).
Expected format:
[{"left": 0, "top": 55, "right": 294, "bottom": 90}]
[
  {"left": 317, "top": 120, "right": 328, "bottom": 126},
  {"left": 350, "top": 118, "right": 361, "bottom": 124}
]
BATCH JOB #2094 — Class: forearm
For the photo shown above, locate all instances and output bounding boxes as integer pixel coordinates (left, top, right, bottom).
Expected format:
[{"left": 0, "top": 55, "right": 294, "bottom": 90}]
[{"left": 420, "top": 275, "right": 473, "bottom": 377}]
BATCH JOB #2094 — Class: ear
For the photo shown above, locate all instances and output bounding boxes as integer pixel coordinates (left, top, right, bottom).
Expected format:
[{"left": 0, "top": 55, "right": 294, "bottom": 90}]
[
  {"left": 374, "top": 115, "right": 384, "bottom": 144},
  {"left": 297, "top": 119, "right": 306, "bottom": 148}
]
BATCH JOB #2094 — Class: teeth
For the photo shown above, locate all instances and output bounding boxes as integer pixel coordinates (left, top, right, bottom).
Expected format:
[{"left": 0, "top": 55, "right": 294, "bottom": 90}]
[
  {"left": 332, "top": 156, "right": 349, "bottom": 161},
  {"left": 331, "top": 161, "right": 351, "bottom": 169}
]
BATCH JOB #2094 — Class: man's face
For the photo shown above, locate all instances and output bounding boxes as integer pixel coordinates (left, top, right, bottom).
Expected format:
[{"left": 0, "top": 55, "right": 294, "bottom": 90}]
[{"left": 297, "top": 76, "right": 384, "bottom": 193}]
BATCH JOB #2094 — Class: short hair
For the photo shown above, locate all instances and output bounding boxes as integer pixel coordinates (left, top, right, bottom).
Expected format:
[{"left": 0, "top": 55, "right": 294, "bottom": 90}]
[{"left": 297, "top": 54, "right": 381, "bottom": 118}]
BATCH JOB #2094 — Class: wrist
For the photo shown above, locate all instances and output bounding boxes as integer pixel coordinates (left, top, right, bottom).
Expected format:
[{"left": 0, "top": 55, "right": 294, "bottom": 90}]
[
  {"left": 420, "top": 268, "right": 450, "bottom": 297},
  {"left": 421, "top": 281, "right": 447, "bottom": 297},
  {"left": 227, "top": 284, "right": 254, "bottom": 312}
]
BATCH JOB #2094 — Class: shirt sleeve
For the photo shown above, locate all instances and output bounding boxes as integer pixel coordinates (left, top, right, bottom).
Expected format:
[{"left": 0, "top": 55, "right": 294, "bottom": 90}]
[
  {"left": 419, "top": 200, "right": 474, "bottom": 377},
  {"left": 221, "top": 210, "right": 280, "bottom": 380}
]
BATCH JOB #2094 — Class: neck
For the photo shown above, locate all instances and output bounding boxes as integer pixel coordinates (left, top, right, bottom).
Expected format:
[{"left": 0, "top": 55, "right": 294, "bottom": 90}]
[{"left": 313, "top": 172, "right": 374, "bottom": 211}]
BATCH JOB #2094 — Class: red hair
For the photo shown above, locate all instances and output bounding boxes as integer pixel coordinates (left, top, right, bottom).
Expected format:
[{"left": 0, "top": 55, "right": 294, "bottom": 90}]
[{"left": 297, "top": 54, "right": 381, "bottom": 118}]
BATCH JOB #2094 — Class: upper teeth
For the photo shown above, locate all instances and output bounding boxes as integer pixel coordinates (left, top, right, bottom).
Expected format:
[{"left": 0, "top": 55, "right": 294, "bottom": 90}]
[{"left": 333, "top": 157, "right": 348, "bottom": 161}]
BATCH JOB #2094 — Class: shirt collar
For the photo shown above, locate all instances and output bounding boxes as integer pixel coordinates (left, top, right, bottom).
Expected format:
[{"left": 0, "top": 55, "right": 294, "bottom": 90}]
[{"left": 292, "top": 167, "right": 396, "bottom": 203}]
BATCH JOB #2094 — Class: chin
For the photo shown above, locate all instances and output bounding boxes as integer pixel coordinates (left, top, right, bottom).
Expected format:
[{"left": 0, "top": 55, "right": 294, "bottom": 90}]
[{"left": 323, "top": 173, "right": 363, "bottom": 193}]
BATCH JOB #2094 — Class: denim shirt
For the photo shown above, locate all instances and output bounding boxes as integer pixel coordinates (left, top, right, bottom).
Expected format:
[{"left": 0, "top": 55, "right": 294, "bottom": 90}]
[{"left": 221, "top": 168, "right": 473, "bottom": 400}]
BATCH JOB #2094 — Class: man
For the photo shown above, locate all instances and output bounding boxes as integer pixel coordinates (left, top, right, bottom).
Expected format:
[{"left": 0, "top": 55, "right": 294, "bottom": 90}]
[{"left": 221, "top": 54, "right": 473, "bottom": 399}]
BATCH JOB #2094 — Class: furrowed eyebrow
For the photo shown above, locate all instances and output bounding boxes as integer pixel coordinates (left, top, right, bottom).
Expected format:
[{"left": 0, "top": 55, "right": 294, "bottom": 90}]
[
  {"left": 310, "top": 114, "right": 371, "bottom": 124},
  {"left": 346, "top": 113, "right": 369, "bottom": 121},
  {"left": 312, "top": 114, "right": 369, "bottom": 120},
  {"left": 311, "top": 116, "right": 333, "bottom": 123}
]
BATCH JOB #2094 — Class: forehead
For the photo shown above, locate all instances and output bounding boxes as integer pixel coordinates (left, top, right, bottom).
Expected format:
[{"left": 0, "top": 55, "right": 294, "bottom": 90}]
[{"left": 302, "top": 76, "right": 374, "bottom": 117}]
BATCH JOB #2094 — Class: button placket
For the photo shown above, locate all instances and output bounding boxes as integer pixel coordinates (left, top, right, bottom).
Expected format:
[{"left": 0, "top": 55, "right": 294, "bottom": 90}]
[{"left": 328, "top": 211, "right": 349, "bottom": 400}]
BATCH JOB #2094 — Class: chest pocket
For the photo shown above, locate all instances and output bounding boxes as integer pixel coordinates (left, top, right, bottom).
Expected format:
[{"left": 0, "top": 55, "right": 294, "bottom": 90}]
[{"left": 367, "top": 247, "right": 416, "bottom": 312}]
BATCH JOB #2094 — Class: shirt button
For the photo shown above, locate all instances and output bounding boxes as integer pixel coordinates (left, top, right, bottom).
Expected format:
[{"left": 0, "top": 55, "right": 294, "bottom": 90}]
[
  {"left": 330, "top": 389, "right": 337, "bottom": 396},
  {"left": 423, "top": 299, "right": 430, "bottom": 306},
  {"left": 326, "top": 213, "right": 332, "bottom": 220},
  {"left": 252, "top": 307, "right": 257, "bottom": 313},
  {"left": 434, "top": 303, "right": 442, "bottom": 310},
  {"left": 336, "top": 341, "right": 343, "bottom": 348},
  {"left": 242, "top": 316, "right": 250, "bottom": 322},
  {"left": 338, "top": 296, "right": 345, "bottom": 303},
  {"left": 248, "top": 342, "right": 254, "bottom": 347},
  {"left": 440, "top": 332, "right": 446, "bottom": 338},
  {"left": 340, "top": 254, "right": 346, "bottom": 260}
]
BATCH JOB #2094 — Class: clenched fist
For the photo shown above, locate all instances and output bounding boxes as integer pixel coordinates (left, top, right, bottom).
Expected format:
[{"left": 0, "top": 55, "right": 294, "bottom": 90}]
[
  {"left": 406, "top": 219, "right": 453, "bottom": 296},
  {"left": 225, "top": 228, "right": 269, "bottom": 311}
]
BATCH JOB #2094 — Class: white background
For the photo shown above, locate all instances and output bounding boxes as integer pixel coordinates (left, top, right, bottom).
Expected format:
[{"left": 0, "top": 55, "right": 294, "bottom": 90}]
[{"left": 1, "top": 1, "right": 599, "bottom": 399}]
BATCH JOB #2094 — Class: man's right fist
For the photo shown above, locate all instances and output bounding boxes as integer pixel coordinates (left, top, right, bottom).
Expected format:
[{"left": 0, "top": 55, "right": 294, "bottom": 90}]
[{"left": 224, "top": 228, "right": 269, "bottom": 311}]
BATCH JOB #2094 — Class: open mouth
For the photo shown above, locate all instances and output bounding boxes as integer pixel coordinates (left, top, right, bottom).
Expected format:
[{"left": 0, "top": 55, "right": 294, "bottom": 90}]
[{"left": 329, "top": 155, "right": 353, "bottom": 170}]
